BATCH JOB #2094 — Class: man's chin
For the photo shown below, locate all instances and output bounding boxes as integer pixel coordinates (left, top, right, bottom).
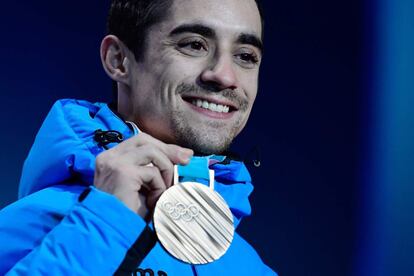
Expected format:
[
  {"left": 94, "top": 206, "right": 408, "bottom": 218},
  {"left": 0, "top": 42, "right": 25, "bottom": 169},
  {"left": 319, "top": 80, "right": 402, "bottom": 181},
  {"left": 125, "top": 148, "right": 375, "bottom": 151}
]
[
  {"left": 177, "top": 135, "right": 233, "bottom": 156},
  {"left": 171, "top": 113, "right": 239, "bottom": 155}
]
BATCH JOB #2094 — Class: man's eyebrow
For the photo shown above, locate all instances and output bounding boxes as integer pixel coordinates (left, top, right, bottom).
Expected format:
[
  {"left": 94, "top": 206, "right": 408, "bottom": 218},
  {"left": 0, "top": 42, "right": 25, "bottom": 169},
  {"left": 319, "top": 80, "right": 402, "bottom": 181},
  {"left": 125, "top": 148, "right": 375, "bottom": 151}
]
[
  {"left": 237, "top": 33, "right": 263, "bottom": 53},
  {"left": 170, "top": 24, "right": 263, "bottom": 53},
  {"left": 169, "top": 24, "right": 216, "bottom": 39}
]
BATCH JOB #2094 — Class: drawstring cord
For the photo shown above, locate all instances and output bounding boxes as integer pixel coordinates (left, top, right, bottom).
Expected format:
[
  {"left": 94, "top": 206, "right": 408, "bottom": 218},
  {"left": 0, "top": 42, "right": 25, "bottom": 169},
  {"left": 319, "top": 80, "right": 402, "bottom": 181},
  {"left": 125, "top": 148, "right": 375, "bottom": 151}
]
[
  {"left": 94, "top": 129, "right": 124, "bottom": 150},
  {"left": 93, "top": 122, "right": 139, "bottom": 150}
]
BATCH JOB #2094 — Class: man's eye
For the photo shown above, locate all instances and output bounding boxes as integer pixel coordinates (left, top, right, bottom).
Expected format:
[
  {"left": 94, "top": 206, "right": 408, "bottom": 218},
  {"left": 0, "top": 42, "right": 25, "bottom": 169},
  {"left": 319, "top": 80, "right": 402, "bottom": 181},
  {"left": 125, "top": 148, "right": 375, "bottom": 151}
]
[
  {"left": 188, "top": 41, "right": 205, "bottom": 50},
  {"left": 234, "top": 51, "right": 260, "bottom": 69},
  {"left": 178, "top": 40, "right": 207, "bottom": 52},
  {"left": 237, "top": 53, "right": 259, "bottom": 64}
]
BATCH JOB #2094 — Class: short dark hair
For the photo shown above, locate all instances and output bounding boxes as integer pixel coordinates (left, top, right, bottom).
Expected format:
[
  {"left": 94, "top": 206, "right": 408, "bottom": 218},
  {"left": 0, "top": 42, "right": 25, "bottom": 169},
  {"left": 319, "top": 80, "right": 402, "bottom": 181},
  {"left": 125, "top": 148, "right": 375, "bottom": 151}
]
[
  {"left": 107, "top": 0, "right": 174, "bottom": 62},
  {"left": 107, "top": 0, "right": 264, "bottom": 98}
]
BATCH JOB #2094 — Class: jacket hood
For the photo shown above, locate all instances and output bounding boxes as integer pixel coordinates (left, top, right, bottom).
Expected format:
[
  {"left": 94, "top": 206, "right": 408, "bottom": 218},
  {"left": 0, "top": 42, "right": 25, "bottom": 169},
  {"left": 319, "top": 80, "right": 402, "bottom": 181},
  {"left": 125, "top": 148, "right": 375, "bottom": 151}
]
[{"left": 19, "top": 99, "right": 254, "bottom": 220}]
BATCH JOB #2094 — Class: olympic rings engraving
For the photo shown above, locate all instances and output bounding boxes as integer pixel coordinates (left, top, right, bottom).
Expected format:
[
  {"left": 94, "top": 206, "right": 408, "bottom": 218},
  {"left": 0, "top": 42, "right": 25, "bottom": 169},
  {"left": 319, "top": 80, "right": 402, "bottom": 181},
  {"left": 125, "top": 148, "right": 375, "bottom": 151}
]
[{"left": 163, "top": 201, "right": 200, "bottom": 222}]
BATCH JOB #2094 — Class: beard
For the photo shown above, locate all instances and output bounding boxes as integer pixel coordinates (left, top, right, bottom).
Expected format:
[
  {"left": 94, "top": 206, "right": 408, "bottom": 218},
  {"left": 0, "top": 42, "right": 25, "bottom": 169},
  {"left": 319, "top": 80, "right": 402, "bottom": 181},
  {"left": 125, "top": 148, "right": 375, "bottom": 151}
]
[
  {"left": 170, "top": 109, "right": 240, "bottom": 155},
  {"left": 170, "top": 83, "right": 249, "bottom": 155}
]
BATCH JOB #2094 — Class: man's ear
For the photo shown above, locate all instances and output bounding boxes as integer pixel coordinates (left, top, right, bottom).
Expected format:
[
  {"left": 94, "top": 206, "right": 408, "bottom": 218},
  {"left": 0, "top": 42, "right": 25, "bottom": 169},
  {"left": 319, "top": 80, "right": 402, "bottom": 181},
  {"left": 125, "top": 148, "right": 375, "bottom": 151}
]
[{"left": 100, "top": 35, "right": 132, "bottom": 85}]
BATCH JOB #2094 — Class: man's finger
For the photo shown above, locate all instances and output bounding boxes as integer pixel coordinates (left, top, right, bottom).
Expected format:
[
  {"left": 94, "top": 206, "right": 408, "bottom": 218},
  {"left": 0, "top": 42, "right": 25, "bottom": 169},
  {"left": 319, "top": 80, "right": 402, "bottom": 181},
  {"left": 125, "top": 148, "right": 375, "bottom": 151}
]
[
  {"left": 135, "top": 166, "right": 166, "bottom": 209},
  {"left": 124, "top": 145, "right": 174, "bottom": 188},
  {"left": 119, "top": 131, "right": 193, "bottom": 164}
]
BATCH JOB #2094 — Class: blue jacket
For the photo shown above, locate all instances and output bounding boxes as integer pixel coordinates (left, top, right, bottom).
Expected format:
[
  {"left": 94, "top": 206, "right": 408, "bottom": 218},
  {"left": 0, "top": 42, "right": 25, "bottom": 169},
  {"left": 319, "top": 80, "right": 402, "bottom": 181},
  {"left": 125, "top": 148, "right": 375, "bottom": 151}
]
[{"left": 0, "top": 99, "right": 277, "bottom": 275}]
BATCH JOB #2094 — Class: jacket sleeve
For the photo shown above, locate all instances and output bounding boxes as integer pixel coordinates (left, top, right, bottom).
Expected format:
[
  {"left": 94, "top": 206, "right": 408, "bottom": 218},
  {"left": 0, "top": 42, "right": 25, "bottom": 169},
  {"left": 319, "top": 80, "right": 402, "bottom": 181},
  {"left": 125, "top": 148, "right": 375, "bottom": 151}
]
[{"left": 0, "top": 186, "right": 156, "bottom": 275}]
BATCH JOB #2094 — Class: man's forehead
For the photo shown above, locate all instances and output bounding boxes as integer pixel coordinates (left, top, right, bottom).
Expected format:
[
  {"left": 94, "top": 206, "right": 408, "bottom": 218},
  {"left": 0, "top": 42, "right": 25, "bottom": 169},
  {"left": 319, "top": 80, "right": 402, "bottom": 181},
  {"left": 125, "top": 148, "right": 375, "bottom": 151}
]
[{"left": 166, "top": 0, "right": 262, "bottom": 39}]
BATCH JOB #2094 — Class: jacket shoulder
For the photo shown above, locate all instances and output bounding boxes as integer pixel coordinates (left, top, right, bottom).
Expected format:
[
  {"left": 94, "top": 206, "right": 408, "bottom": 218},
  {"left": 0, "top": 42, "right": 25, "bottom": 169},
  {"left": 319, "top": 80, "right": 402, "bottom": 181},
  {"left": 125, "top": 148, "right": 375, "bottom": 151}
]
[{"left": 0, "top": 185, "right": 83, "bottom": 272}]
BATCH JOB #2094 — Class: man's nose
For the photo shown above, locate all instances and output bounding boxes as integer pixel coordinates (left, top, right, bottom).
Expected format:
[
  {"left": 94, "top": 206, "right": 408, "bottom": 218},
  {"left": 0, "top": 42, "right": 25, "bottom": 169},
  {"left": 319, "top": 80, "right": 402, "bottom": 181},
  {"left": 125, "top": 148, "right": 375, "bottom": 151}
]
[{"left": 200, "top": 56, "right": 238, "bottom": 90}]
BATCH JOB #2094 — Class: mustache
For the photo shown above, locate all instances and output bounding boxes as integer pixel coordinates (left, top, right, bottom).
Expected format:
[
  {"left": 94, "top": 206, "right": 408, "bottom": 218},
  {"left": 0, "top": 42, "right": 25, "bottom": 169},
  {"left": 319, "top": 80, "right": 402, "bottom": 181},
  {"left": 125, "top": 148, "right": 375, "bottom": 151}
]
[{"left": 176, "top": 83, "right": 249, "bottom": 111}]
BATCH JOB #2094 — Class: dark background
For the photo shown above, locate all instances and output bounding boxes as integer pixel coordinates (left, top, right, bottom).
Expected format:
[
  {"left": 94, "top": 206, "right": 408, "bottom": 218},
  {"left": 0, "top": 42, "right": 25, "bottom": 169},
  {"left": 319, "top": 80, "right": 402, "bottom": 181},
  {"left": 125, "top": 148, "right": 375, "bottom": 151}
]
[{"left": 3, "top": 1, "right": 410, "bottom": 276}]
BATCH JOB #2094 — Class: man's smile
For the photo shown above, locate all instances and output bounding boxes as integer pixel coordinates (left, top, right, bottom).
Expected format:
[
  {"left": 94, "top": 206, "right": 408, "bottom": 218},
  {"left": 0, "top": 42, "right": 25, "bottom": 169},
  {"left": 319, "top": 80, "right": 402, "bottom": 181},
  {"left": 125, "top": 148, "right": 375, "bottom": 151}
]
[
  {"left": 191, "top": 99, "right": 230, "bottom": 113},
  {"left": 182, "top": 95, "right": 238, "bottom": 119}
]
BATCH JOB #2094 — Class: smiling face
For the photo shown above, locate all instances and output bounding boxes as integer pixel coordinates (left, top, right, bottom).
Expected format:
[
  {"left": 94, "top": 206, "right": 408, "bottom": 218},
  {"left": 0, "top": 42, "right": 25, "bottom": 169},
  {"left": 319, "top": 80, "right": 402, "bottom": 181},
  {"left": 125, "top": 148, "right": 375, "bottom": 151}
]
[{"left": 122, "top": 0, "right": 263, "bottom": 154}]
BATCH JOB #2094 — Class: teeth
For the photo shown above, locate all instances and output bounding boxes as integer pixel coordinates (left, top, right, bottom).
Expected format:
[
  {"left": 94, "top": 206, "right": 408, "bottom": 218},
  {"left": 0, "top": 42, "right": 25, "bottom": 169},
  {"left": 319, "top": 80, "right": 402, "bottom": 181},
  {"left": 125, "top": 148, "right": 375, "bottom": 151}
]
[
  {"left": 202, "top": 101, "right": 209, "bottom": 109},
  {"left": 196, "top": 99, "right": 202, "bottom": 107},
  {"left": 191, "top": 99, "right": 231, "bottom": 113}
]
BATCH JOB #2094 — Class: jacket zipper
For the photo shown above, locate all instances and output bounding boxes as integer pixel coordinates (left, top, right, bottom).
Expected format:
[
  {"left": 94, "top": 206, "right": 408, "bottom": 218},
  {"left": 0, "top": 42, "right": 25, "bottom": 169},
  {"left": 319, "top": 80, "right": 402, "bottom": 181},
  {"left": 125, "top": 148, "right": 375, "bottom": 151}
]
[{"left": 191, "top": 265, "right": 198, "bottom": 276}]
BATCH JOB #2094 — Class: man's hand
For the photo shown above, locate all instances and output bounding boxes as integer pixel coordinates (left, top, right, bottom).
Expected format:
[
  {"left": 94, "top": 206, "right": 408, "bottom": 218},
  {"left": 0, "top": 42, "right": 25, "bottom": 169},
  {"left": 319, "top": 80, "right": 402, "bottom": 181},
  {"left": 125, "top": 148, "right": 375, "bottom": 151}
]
[{"left": 94, "top": 132, "right": 193, "bottom": 220}]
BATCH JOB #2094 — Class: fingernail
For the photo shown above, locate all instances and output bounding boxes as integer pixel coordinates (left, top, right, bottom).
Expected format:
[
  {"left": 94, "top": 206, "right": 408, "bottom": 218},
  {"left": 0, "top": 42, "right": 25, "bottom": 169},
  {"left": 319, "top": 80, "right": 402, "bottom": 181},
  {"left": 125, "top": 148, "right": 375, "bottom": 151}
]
[{"left": 179, "top": 149, "right": 193, "bottom": 162}]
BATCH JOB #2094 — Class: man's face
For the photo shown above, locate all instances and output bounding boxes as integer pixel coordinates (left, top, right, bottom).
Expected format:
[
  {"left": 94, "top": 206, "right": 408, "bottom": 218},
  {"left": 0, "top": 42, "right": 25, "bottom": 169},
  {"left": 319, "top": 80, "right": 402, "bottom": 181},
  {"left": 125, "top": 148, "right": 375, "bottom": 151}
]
[{"left": 127, "top": 0, "right": 262, "bottom": 154}]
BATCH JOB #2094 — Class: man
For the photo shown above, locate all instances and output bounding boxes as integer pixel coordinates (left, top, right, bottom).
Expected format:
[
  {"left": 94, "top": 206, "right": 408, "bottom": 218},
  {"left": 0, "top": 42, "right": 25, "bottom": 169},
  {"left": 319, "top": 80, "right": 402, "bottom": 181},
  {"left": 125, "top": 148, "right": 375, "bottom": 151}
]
[{"left": 0, "top": 0, "right": 276, "bottom": 275}]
